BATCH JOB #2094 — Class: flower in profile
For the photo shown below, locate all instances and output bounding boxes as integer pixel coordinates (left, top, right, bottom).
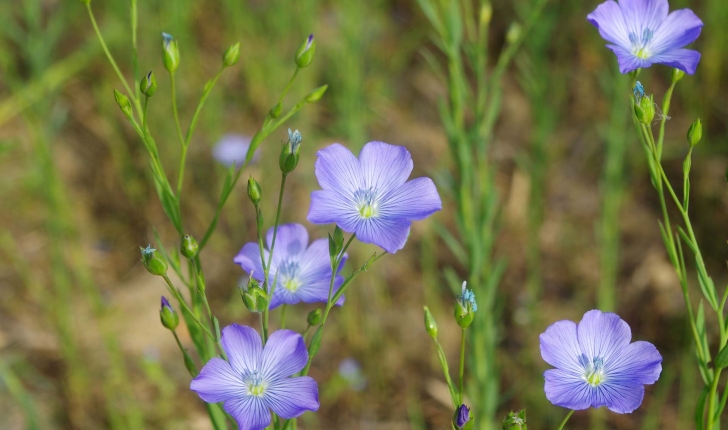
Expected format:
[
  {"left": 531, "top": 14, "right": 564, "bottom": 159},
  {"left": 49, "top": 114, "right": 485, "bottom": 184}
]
[
  {"left": 540, "top": 310, "right": 662, "bottom": 413},
  {"left": 190, "top": 325, "right": 319, "bottom": 430},
  {"left": 234, "top": 224, "right": 346, "bottom": 309},
  {"left": 587, "top": 0, "right": 703, "bottom": 74},
  {"left": 307, "top": 141, "right": 442, "bottom": 254},
  {"left": 212, "top": 133, "right": 258, "bottom": 167},
  {"left": 455, "top": 404, "right": 471, "bottom": 428}
]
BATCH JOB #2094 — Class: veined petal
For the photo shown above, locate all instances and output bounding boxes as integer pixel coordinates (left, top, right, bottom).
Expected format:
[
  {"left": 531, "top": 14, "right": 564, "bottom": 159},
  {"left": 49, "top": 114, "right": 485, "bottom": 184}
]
[
  {"left": 577, "top": 310, "right": 632, "bottom": 364},
  {"left": 606, "top": 340, "right": 662, "bottom": 385},
  {"left": 378, "top": 177, "right": 441, "bottom": 221},
  {"left": 234, "top": 242, "right": 268, "bottom": 282},
  {"left": 594, "top": 382, "right": 645, "bottom": 414},
  {"left": 269, "top": 287, "right": 299, "bottom": 309},
  {"left": 221, "top": 324, "right": 262, "bottom": 375},
  {"left": 265, "top": 224, "right": 309, "bottom": 263},
  {"left": 265, "top": 376, "right": 320, "bottom": 419},
  {"left": 587, "top": 1, "right": 632, "bottom": 48},
  {"left": 190, "top": 357, "right": 247, "bottom": 403},
  {"left": 296, "top": 239, "right": 346, "bottom": 305},
  {"left": 649, "top": 9, "right": 703, "bottom": 55},
  {"left": 606, "top": 44, "right": 652, "bottom": 73},
  {"left": 308, "top": 190, "right": 361, "bottom": 233},
  {"left": 649, "top": 48, "right": 701, "bottom": 75},
  {"left": 224, "top": 395, "right": 271, "bottom": 430},
  {"left": 543, "top": 369, "right": 592, "bottom": 410},
  {"left": 261, "top": 330, "right": 308, "bottom": 380},
  {"left": 358, "top": 141, "right": 413, "bottom": 196},
  {"left": 618, "top": 0, "right": 668, "bottom": 39},
  {"left": 539, "top": 320, "right": 583, "bottom": 375},
  {"left": 314, "top": 143, "right": 363, "bottom": 195},
  {"left": 355, "top": 217, "right": 411, "bottom": 254}
]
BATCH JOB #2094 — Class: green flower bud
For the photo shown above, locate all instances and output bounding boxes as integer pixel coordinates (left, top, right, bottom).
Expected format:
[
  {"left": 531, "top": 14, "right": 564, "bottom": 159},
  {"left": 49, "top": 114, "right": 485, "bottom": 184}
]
[
  {"left": 329, "top": 226, "right": 344, "bottom": 258},
  {"left": 295, "top": 34, "right": 316, "bottom": 68},
  {"left": 180, "top": 235, "right": 199, "bottom": 259},
  {"left": 363, "top": 253, "right": 377, "bottom": 271},
  {"left": 687, "top": 118, "right": 702, "bottom": 147},
  {"left": 506, "top": 23, "right": 522, "bottom": 44},
  {"left": 634, "top": 93, "right": 654, "bottom": 125},
  {"left": 269, "top": 102, "right": 283, "bottom": 118},
  {"left": 480, "top": 3, "right": 492, "bottom": 26},
  {"left": 307, "top": 308, "right": 323, "bottom": 326},
  {"left": 309, "top": 325, "right": 324, "bottom": 357},
  {"left": 279, "top": 129, "right": 302, "bottom": 174},
  {"left": 140, "top": 71, "right": 158, "bottom": 97},
  {"left": 502, "top": 409, "right": 527, "bottom": 430},
  {"left": 455, "top": 282, "right": 477, "bottom": 329},
  {"left": 241, "top": 278, "right": 268, "bottom": 313},
  {"left": 162, "top": 32, "right": 180, "bottom": 73},
  {"left": 305, "top": 85, "right": 328, "bottom": 103},
  {"left": 140, "top": 245, "right": 168, "bottom": 276},
  {"left": 159, "top": 296, "right": 179, "bottom": 330},
  {"left": 423, "top": 306, "right": 438, "bottom": 338},
  {"left": 222, "top": 42, "right": 241, "bottom": 67},
  {"left": 672, "top": 68, "right": 685, "bottom": 83},
  {"left": 113, "top": 89, "right": 133, "bottom": 118},
  {"left": 247, "top": 176, "right": 262, "bottom": 205}
]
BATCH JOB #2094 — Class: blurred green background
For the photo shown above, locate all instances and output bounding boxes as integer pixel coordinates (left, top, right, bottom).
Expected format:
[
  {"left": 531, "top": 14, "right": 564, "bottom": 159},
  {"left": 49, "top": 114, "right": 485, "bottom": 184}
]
[{"left": 1, "top": 0, "right": 728, "bottom": 428}]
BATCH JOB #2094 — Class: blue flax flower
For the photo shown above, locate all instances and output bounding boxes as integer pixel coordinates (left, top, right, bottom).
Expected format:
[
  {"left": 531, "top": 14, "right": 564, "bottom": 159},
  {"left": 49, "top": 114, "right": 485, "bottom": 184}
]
[
  {"left": 212, "top": 133, "right": 259, "bottom": 167},
  {"left": 587, "top": 0, "right": 703, "bottom": 74},
  {"left": 307, "top": 141, "right": 442, "bottom": 253},
  {"left": 190, "top": 324, "right": 319, "bottom": 430},
  {"left": 540, "top": 310, "right": 662, "bottom": 413},
  {"left": 234, "top": 223, "right": 346, "bottom": 309}
]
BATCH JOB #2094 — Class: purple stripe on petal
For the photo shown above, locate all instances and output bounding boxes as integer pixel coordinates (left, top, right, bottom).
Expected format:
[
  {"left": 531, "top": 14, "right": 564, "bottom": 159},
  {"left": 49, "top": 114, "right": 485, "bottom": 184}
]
[
  {"left": 650, "top": 48, "right": 701, "bottom": 75},
  {"left": 606, "top": 340, "right": 662, "bottom": 385},
  {"left": 605, "top": 44, "right": 652, "bottom": 73},
  {"left": 618, "top": 0, "right": 668, "bottom": 40},
  {"left": 266, "top": 224, "right": 309, "bottom": 261},
  {"left": 261, "top": 330, "right": 308, "bottom": 380},
  {"left": 307, "top": 190, "right": 361, "bottom": 232},
  {"left": 265, "top": 376, "right": 320, "bottom": 419},
  {"left": 649, "top": 9, "right": 702, "bottom": 54},
  {"left": 379, "top": 177, "right": 442, "bottom": 221},
  {"left": 543, "top": 369, "right": 592, "bottom": 411},
  {"left": 314, "top": 143, "right": 363, "bottom": 195},
  {"left": 221, "top": 324, "right": 262, "bottom": 375},
  {"left": 539, "top": 320, "right": 583, "bottom": 375},
  {"left": 356, "top": 217, "right": 411, "bottom": 254},
  {"left": 598, "top": 382, "right": 645, "bottom": 414},
  {"left": 577, "top": 310, "right": 632, "bottom": 364},
  {"left": 224, "top": 395, "right": 271, "bottom": 430},
  {"left": 587, "top": 1, "right": 631, "bottom": 47},
  {"left": 190, "top": 357, "right": 246, "bottom": 403},
  {"left": 358, "top": 141, "right": 413, "bottom": 196},
  {"left": 234, "top": 243, "right": 268, "bottom": 282}
]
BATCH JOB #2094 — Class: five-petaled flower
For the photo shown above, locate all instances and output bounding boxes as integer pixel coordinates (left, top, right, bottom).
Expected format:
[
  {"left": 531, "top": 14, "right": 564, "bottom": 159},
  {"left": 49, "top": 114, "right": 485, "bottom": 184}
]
[
  {"left": 234, "top": 223, "right": 346, "bottom": 309},
  {"left": 307, "top": 141, "right": 442, "bottom": 254},
  {"left": 540, "top": 310, "right": 662, "bottom": 413},
  {"left": 587, "top": 0, "right": 703, "bottom": 74},
  {"left": 190, "top": 324, "right": 319, "bottom": 430}
]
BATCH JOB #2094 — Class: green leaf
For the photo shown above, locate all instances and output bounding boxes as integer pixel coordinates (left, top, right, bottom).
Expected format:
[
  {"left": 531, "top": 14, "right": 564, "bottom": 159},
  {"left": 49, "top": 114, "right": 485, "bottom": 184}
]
[
  {"left": 715, "top": 344, "right": 728, "bottom": 369},
  {"left": 696, "top": 385, "right": 709, "bottom": 430}
]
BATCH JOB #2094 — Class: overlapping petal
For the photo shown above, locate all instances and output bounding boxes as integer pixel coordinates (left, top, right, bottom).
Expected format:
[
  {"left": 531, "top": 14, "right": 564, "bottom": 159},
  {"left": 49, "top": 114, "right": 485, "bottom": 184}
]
[
  {"left": 649, "top": 48, "right": 701, "bottom": 75},
  {"left": 606, "top": 341, "right": 662, "bottom": 385},
  {"left": 587, "top": 1, "right": 631, "bottom": 47},
  {"left": 577, "top": 310, "right": 631, "bottom": 364},
  {"left": 307, "top": 190, "right": 361, "bottom": 232},
  {"left": 314, "top": 143, "right": 363, "bottom": 194},
  {"left": 224, "top": 395, "right": 271, "bottom": 430},
  {"left": 266, "top": 224, "right": 308, "bottom": 264},
  {"left": 190, "top": 358, "right": 246, "bottom": 403},
  {"left": 379, "top": 177, "right": 442, "bottom": 221},
  {"left": 222, "top": 324, "right": 262, "bottom": 376},
  {"left": 619, "top": 0, "right": 668, "bottom": 38},
  {"left": 359, "top": 141, "right": 413, "bottom": 196},
  {"left": 261, "top": 330, "right": 308, "bottom": 381},
  {"left": 265, "top": 377, "right": 320, "bottom": 419},
  {"left": 544, "top": 369, "right": 592, "bottom": 410},
  {"left": 355, "top": 217, "right": 411, "bottom": 254},
  {"left": 234, "top": 243, "right": 267, "bottom": 282},
  {"left": 650, "top": 9, "right": 703, "bottom": 54},
  {"left": 540, "top": 320, "right": 583, "bottom": 375}
]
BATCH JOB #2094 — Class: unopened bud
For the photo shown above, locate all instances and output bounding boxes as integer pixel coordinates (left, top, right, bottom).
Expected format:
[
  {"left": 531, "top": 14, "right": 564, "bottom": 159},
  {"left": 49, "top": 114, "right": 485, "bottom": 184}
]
[
  {"left": 423, "top": 306, "right": 438, "bottom": 338},
  {"left": 634, "top": 93, "right": 655, "bottom": 125},
  {"left": 455, "top": 404, "right": 471, "bottom": 429},
  {"left": 269, "top": 102, "right": 283, "bottom": 118},
  {"left": 295, "top": 34, "right": 316, "bottom": 68},
  {"left": 114, "top": 90, "right": 133, "bottom": 118},
  {"left": 480, "top": 3, "right": 492, "bottom": 25},
  {"left": 329, "top": 226, "right": 344, "bottom": 258},
  {"left": 247, "top": 176, "right": 262, "bottom": 205},
  {"left": 160, "top": 296, "right": 179, "bottom": 330},
  {"left": 140, "top": 71, "right": 157, "bottom": 97},
  {"left": 180, "top": 235, "right": 199, "bottom": 259},
  {"left": 279, "top": 129, "right": 302, "bottom": 173},
  {"left": 455, "top": 282, "right": 477, "bottom": 329},
  {"left": 241, "top": 278, "right": 268, "bottom": 313},
  {"left": 502, "top": 409, "right": 526, "bottom": 430},
  {"left": 305, "top": 85, "right": 328, "bottom": 103},
  {"left": 141, "top": 245, "right": 168, "bottom": 276},
  {"left": 506, "top": 23, "right": 522, "bottom": 44},
  {"left": 222, "top": 42, "right": 241, "bottom": 67},
  {"left": 162, "top": 32, "right": 180, "bottom": 73},
  {"left": 687, "top": 118, "right": 702, "bottom": 147},
  {"left": 307, "top": 309, "right": 323, "bottom": 326}
]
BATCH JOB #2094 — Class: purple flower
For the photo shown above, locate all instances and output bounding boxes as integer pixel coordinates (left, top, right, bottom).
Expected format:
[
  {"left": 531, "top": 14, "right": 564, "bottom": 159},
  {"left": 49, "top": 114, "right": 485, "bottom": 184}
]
[
  {"left": 307, "top": 141, "right": 442, "bottom": 254},
  {"left": 190, "top": 325, "right": 319, "bottom": 430},
  {"left": 234, "top": 223, "right": 346, "bottom": 309},
  {"left": 455, "top": 404, "right": 470, "bottom": 427},
  {"left": 587, "top": 0, "right": 703, "bottom": 74},
  {"left": 212, "top": 133, "right": 259, "bottom": 167},
  {"left": 540, "top": 310, "right": 662, "bottom": 413}
]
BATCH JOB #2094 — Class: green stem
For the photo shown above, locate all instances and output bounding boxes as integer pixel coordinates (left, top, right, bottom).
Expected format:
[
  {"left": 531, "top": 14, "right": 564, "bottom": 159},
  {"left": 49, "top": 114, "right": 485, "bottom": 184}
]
[
  {"left": 557, "top": 410, "right": 575, "bottom": 430},
  {"left": 161, "top": 274, "right": 215, "bottom": 341},
  {"left": 170, "top": 72, "right": 185, "bottom": 147},
  {"left": 191, "top": 261, "right": 227, "bottom": 360},
  {"left": 459, "top": 328, "right": 466, "bottom": 403},
  {"left": 262, "top": 174, "right": 288, "bottom": 342},
  {"left": 130, "top": 0, "right": 139, "bottom": 101},
  {"left": 707, "top": 369, "right": 722, "bottom": 430},
  {"left": 280, "top": 304, "right": 288, "bottom": 330}
]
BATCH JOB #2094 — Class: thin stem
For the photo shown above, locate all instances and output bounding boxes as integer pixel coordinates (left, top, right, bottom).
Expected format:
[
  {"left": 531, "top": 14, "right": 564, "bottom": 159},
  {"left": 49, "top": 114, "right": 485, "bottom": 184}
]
[
  {"left": 276, "top": 68, "right": 300, "bottom": 107},
  {"left": 707, "top": 369, "right": 722, "bottom": 430},
  {"left": 190, "top": 261, "right": 227, "bottom": 360},
  {"left": 161, "top": 274, "right": 215, "bottom": 341},
  {"left": 170, "top": 72, "right": 185, "bottom": 147},
  {"left": 557, "top": 410, "right": 575, "bottom": 430},
  {"left": 321, "top": 234, "right": 357, "bottom": 326},
  {"left": 280, "top": 304, "right": 288, "bottom": 330},
  {"left": 656, "top": 79, "right": 678, "bottom": 160},
  {"left": 130, "top": 0, "right": 139, "bottom": 101},
  {"left": 459, "top": 328, "right": 466, "bottom": 403},
  {"left": 261, "top": 174, "right": 288, "bottom": 342},
  {"left": 171, "top": 330, "right": 187, "bottom": 357}
]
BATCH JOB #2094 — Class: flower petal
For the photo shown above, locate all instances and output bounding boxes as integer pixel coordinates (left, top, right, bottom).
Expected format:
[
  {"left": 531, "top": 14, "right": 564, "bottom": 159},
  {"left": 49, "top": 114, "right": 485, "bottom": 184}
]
[
  {"left": 618, "top": 0, "right": 668, "bottom": 39},
  {"left": 307, "top": 189, "right": 361, "bottom": 232},
  {"left": 587, "top": 0, "right": 631, "bottom": 47},
  {"left": 649, "top": 48, "right": 701, "bottom": 75},
  {"left": 264, "top": 376, "right": 320, "bottom": 419},
  {"left": 355, "top": 217, "right": 411, "bottom": 254},
  {"left": 234, "top": 242, "right": 268, "bottom": 282},
  {"left": 313, "top": 143, "right": 363, "bottom": 195},
  {"left": 358, "top": 141, "right": 413, "bottom": 196},
  {"left": 606, "top": 340, "right": 662, "bottom": 385},
  {"left": 261, "top": 330, "right": 308, "bottom": 380},
  {"left": 577, "top": 310, "right": 632, "bottom": 364},
  {"left": 266, "top": 224, "right": 309, "bottom": 262},
  {"left": 540, "top": 320, "right": 583, "bottom": 375},
  {"left": 543, "top": 369, "right": 592, "bottom": 410},
  {"left": 296, "top": 239, "right": 346, "bottom": 305},
  {"left": 593, "top": 382, "right": 645, "bottom": 414},
  {"left": 224, "top": 395, "right": 271, "bottom": 430},
  {"left": 649, "top": 9, "right": 703, "bottom": 55},
  {"left": 379, "top": 177, "right": 441, "bottom": 221},
  {"left": 221, "top": 324, "right": 262, "bottom": 375},
  {"left": 606, "top": 44, "right": 652, "bottom": 73},
  {"left": 190, "top": 357, "right": 247, "bottom": 403}
]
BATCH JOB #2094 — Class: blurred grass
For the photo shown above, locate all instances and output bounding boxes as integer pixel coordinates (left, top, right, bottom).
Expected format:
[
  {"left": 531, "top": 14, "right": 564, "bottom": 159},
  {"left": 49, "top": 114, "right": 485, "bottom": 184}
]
[{"left": 1, "top": 0, "right": 728, "bottom": 429}]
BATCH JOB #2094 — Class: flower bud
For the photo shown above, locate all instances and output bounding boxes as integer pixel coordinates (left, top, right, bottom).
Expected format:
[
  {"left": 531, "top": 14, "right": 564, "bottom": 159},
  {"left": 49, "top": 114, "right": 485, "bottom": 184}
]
[
  {"left": 114, "top": 89, "right": 133, "bottom": 118},
  {"left": 305, "top": 85, "right": 328, "bottom": 103},
  {"left": 634, "top": 93, "right": 654, "bottom": 125},
  {"left": 222, "top": 42, "right": 240, "bottom": 67},
  {"left": 269, "top": 102, "right": 283, "bottom": 118},
  {"left": 295, "top": 34, "right": 316, "bottom": 68},
  {"left": 363, "top": 253, "right": 377, "bottom": 271},
  {"left": 279, "top": 129, "right": 302, "bottom": 174},
  {"left": 307, "top": 308, "right": 323, "bottom": 326},
  {"left": 180, "top": 235, "right": 199, "bottom": 259},
  {"left": 241, "top": 278, "right": 268, "bottom": 313},
  {"left": 502, "top": 409, "right": 527, "bottom": 430},
  {"left": 140, "top": 71, "right": 158, "bottom": 97},
  {"left": 140, "top": 245, "right": 168, "bottom": 276},
  {"left": 687, "top": 118, "right": 702, "bottom": 147},
  {"left": 162, "top": 32, "right": 180, "bottom": 73},
  {"left": 423, "top": 306, "right": 438, "bottom": 338},
  {"left": 247, "top": 176, "right": 262, "bottom": 205},
  {"left": 480, "top": 3, "right": 492, "bottom": 26},
  {"left": 455, "top": 282, "right": 477, "bottom": 329},
  {"left": 506, "top": 23, "right": 522, "bottom": 44},
  {"left": 160, "top": 296, "right": 179, "bottom": 330},
  {"left": 329, "top": 226, "right": 344, "bottom": 258},
  {"left": 455, "top": 404, "right": 471, "bottom": 429}
]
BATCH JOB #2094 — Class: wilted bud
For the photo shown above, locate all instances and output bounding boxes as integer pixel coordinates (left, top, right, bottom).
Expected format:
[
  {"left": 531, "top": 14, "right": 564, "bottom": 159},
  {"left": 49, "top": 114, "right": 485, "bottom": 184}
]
[
  {"left": 480, "top": 3, "right": 492, "bottom": 25},
  {"left": 305, "top": 85, "right": 328, "bottom": 103},
  {"left": 423, "top": 306, "right": 438, "bottom": 338},
  {"left": 247, "top": 176, "right": 262, "bottom": 205},
  {"left": 279, "top": 129, "right": 302, "bottom": 174},
  {"left": 162, "top": 32, "right": 180, "bottom": 73},
  {"left": 455, "top": 281, "right": 477, "bottom": 329},
  {"left": 222, "top": 42, "right": 241, "bottom": 67},
  {"left": 180, "top": 235, "right": 199, "bottom": 259},
  {"left": 241, "top": 277, "right": 268, "bottom": 313},
  {"left": 672, "top": 68, "right": 685, "bottom": 83},
  {"left": 506, "top": 23, "right": 522, "bottom": 44},
  {"left": 114, "top": 89, "right": 133, "bottom": 118},
  {"left": 502, "top": 409, "right": 527, "bottom": 430},
  {"left": 307, "top": 308, "right": 323, "bottom": 326},
  {"left": 140, "top": 245, "right": 168, "bottom": 276},
  {"left": 140, "top": 71, "right": 157, "bottom": 97},
  {"left": 687, "top": 118, "right": 702, "bottom": 147},
  {"left": 455, "top": 404, "right": 471, "bottom": 429},
  {"left": 269, "top": 102, "right": 283, "bottom": 119},
  {"left": 634, "top": 93, "right": 655, "bottom": 125},
  {"left": 160, "top": 296, "right": 179, "bottom": 330},
  {"left": 295, "top": 34, "right": 316, "bottom": 68}
]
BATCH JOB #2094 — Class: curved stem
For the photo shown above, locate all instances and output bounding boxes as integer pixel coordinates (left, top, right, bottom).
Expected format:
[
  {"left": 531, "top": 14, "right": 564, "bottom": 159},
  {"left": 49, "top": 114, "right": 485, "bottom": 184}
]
[{"left": 557, "top": 410, "right": 574, "bottom": 430}]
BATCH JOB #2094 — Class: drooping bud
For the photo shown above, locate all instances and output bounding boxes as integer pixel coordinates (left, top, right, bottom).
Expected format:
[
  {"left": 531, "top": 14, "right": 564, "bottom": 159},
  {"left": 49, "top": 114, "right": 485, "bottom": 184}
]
[
  {"left": 295, "top": 34, "right": 316, "bottom": 68},
  {"left": 160, "top": 296, "right": 179, "bottom": 330},
  {"left": 140, "top": 245, "right": 168, "bottom": 276},
  {"left": 305, "top": 85, "right": 328, "bottom": 103},
  {"left": 241, "top": 277, "right": 268, "bottom": 313},
  {"left": 279, "top": 129, "right": 302, "bottom": 173},
  {"left": 455, "top": 281, "right": 477, "bottom": 329},
  {"left": 423, "top": 306, "right": 438, "bottom": 338},
  {"left": 634, "top": 93, "right": 655, "bottom": 125},
  {"left": 307, "top": 308, "right": 323, "bottom": 326},
  {"left": 247, "top": 176, "right": 262, "bottom": 205},
  {"left": 502, "top": 409, "right": 527, "bottom": 430},
  {"left": 222, "top": 42, "right": 241, "bottom": 67},
  {"left": 180, "top": 235, "right": 199, "bottom": 259},
  {"left": 162, "top": 32, "right": 180, "bottom": 73},
  {"left": 114, "top": 90, "right": 133, "bottom": 118},
  {"left": 140, "top": 71, "right": 158, "bottom": 97},
  {"left": 455, "top": 404, "right": 471, "bottom": 429},
  {"left": 687, "top": 118, "right": 702, "bottom": 147}
]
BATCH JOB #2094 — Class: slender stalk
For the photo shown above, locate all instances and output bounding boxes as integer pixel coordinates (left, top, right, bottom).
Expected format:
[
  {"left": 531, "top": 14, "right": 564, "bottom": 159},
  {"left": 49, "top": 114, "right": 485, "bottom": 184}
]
[
  {"left": 557, "top": 410, "right": 575, "bottom": 430},
  {"left": 190, "top": 261, "right": 227, "bottom": 360},
  {"left": 459, "top": 327, "right": 466, "bottom": 403},
  {"left": 161, "top": 274, "right": 215, "bottom": 341},
  {"left": 280, "top": 304, "right": 288, "bottom": 329},
  {"left": 261, "top": 174, "right": 288, "bottom": 342},
  {"left": 130, "top": 0, "right": 139, "bottom": 101},
  {"left": 707, "top": 369, "right": 722, "bottom": 430},
  {"left": 170, "top": 72, "right": 185, "bottom": 147}
]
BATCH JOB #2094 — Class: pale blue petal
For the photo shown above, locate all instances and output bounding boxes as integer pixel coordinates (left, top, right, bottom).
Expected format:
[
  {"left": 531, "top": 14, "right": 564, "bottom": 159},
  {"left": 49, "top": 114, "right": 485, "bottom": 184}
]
[
  {"left": 378, "top": 177, "right": 441, "bottom": 221},
  {"left": 313, "top": 143, "right": 363, "bottom": 195},
  {"left": 265, "top": 377, "right": 320, "bottom": 419},
  {"left": 297, "top": 239, "right": 346, "bottom": 305},
  {"left": 307, "top": 189, "right": 361, "bottom": 232},
  {"left": 587, "top": 1, "right": 632, "bottom": 48},
  {"left": 234, "top": 242, "right": 268, "bottom": 282},
  {"left": 649, "top": 9, "right": 703, "bottom": 54},
  {"left": 593, "top": 382, "right": 645, "bottom": 414},
  {"left": 649, "top": 48, "right": 701, "bottom": 75},
  {"left": 543, "top": 369, "right": 592, "bottom": 410},
  {"left": 190, "top": 357, "right": 246, "bottom": 403},
  {"left": 224, "top": 395, "right": 271, "bottom": 430},
  {"left": 358, "top": 141, "right": 413, "bottom": 196},
  {"left": 266, "top": 224, "right": 309, "bottom": 264},
  {"left": 577, "top": 310, "right": 632, "bottom": 365},
  {"left": 539, "top": 320, "right": 583, "bottom": 375},
  {"left": 261, "top": 330, "right": 308, "bottom": 381},
  {"left": 221, "top": 324, "right": 262, "bottom": 375},
  {"left": 606, "top": 44, "right": 652, "bottom": 73},
  {"left": 355, "top": 217, "right": 410, "bottom": 254},
  {"left": 618, "top": 0, "right": 668, "bottom": 40},
  {"left": 606, "top": 341, "right": 662, "bottom": 385}
]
